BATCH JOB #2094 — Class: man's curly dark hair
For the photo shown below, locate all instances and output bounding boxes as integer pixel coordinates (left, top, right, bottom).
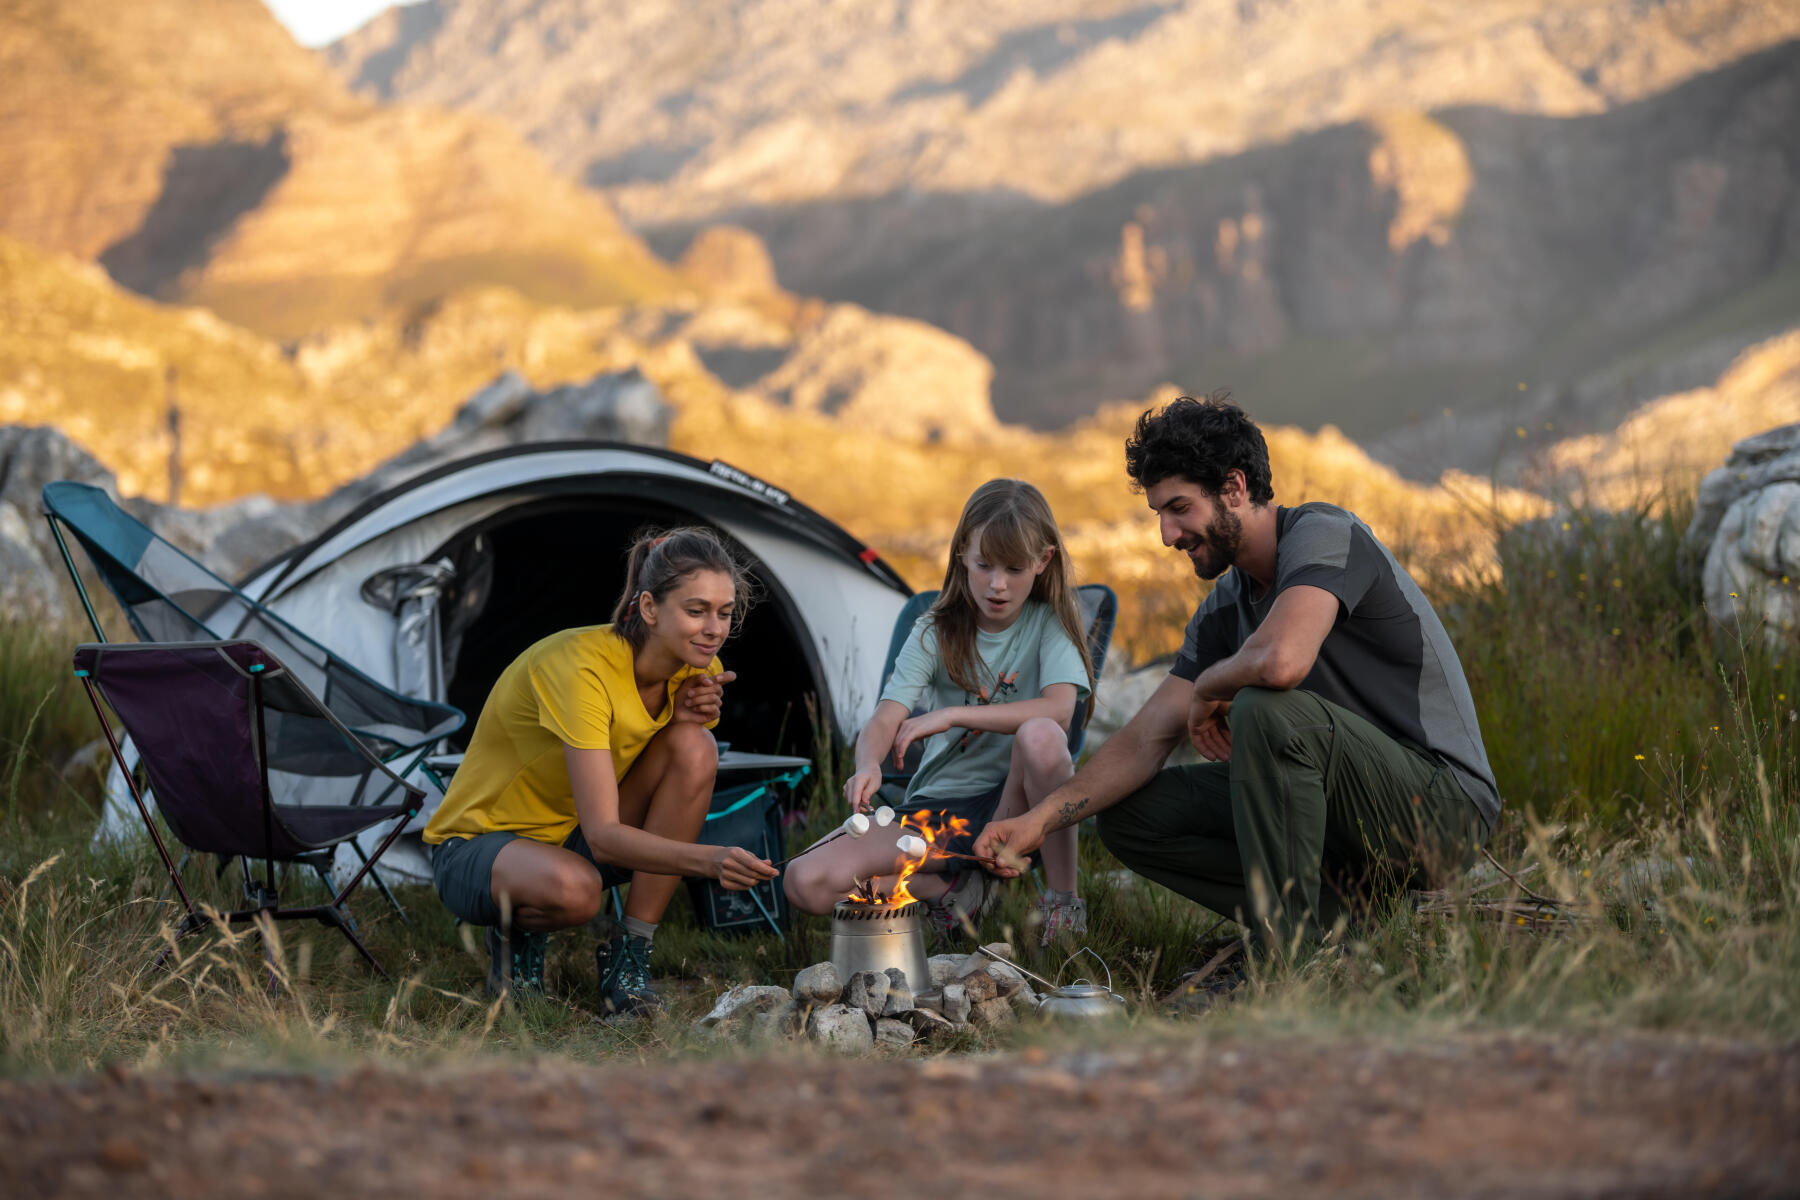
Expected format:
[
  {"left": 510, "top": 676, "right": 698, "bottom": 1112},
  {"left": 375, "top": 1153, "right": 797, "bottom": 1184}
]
[{"left": 1123, "top": 389, "right": 1275, "bottom": 504}]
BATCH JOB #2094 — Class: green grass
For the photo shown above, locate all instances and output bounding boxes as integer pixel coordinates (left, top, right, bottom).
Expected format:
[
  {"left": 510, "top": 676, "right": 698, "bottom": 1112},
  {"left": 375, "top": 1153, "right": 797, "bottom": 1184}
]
[{"left": 3, "top": 483, "right": 1798, "bottom": 1076}]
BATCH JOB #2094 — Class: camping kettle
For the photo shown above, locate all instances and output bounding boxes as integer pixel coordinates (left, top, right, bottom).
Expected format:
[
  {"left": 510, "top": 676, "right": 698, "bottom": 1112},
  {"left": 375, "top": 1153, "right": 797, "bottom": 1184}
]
[
  {"left": 1035, "top": 980, "right": 1128, "bottom": 1022},
  {"left": 978, "top": 945, "right": 1128, "bottom": 1023}
]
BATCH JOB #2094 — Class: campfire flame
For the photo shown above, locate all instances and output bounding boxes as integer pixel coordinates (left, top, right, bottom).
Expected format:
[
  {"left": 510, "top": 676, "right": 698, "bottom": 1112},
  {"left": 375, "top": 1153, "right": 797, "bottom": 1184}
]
[{"left": 841, "top": 810, "right": 974, "bottom": 907}]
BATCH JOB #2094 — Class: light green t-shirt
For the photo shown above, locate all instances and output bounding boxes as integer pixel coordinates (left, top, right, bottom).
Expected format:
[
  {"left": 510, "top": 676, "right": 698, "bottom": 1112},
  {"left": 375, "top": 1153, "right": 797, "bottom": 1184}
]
[{"left": 880, "top": 599, "right": 1091, "bottom": 802}]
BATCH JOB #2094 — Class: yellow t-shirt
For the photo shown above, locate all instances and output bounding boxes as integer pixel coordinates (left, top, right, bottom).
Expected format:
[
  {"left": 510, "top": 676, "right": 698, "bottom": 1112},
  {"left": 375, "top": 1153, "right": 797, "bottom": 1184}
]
[{"left": 424, "top": 624, "right": 721, "bottom": 846}]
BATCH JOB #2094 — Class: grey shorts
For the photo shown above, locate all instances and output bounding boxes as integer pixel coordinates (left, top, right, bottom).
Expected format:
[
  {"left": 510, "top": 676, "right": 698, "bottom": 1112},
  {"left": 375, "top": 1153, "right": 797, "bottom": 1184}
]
[
  {"left": 901, "top": 781, "right": 1006, "bottom": 859},
  {"left": 431, "top": 828, "right": 630, "bottom": 927}
]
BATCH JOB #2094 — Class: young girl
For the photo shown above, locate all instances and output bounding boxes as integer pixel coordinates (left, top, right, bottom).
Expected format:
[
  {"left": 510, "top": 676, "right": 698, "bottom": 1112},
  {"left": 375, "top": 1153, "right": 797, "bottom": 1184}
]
[
  {"left": 783, "top": 479, "right": 1095, "bottom": 945},
  {"left": 425, "top": 527, "right": 778, "bottom": 1014}
]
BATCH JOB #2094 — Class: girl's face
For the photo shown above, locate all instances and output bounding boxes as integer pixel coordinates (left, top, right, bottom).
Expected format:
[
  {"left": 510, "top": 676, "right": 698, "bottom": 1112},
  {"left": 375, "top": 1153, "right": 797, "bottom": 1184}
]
[
  {"left": 959, "top": 527, "right": 1054, "bottom": 630},
  {"left": 639, "top": 568, "right": 737, "bottom": 670}
]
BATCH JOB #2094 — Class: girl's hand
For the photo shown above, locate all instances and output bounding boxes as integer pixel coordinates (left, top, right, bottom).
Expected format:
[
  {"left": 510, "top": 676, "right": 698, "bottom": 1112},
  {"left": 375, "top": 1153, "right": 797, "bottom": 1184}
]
[
  {"left": 891, "top": 709, "right": 954, "bottom": 768},
  {"left": 674, "top": 670, "right": 737, "bottom": 725},
  {"left": 710, "top": 845, "right": 778, "bottom": 890},
  {"left": 843, "top": 767, "right": 882, "bottom": 814},
  {"left": 1190, "top": 696, "right": 1232, "bottom": 761}
]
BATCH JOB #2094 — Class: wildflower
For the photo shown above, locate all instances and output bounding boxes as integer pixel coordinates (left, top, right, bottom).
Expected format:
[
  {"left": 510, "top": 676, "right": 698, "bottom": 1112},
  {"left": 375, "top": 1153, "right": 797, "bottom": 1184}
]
[
  {"left": 1515, "top": 427, "right": 1527, "bottom": 438},
  {"left": 1634, "top": 754, "right": 1645, "bottom": 761},
  {"left": 1780, "top": 693, "right": 1788, "bottom": 702},
  {"left": 1515, "top": 916, "right": 1527, "bottom": 925},
  {"left": 1711, "top": 725, "right": 1720, "bottom": 732},
  {"left": 1561, "top": 521, "right": 1571, "bottom": 532},
  {"left": 1579, "top": 572, "right": 1588, "bottom": 582},
  {"left": 1611, "top": 578, "right": 1622, "bottom": 588},
  {"left": 1611, "top": 627, "right": 1621, "bottom": 636},
  {"left": 1730, "top": 592, "right": 1739, "bottom": 598}
]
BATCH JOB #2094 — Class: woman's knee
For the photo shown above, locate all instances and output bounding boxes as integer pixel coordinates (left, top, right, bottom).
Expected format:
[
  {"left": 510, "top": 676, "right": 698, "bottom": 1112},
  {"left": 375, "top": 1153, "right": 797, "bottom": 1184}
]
[
  {"left": 544, "top": 862, "right": 604, "bottom": 923},
  {"left": 661, "top": 721, "right": 719, "bottom": 771}
]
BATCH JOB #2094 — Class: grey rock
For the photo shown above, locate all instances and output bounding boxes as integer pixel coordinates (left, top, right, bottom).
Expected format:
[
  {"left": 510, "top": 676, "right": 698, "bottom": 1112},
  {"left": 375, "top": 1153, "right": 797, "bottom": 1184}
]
[
  {"left": 941, "top": 982, "right": 971, "bottom": 1025},
  {"left": 1688, "top": 424, "right": 1800, "bottom": 641},
  {"left": 984, "top": 962, "right": 1026, "bottom": 1000},
  {"left": 792, "top": 961, "right": 843, "bottom": 1005},
  {"left": 693, "top": 984, "right": 791, "bottom": 1030},
  {"left": 911, "top": 988, "right": 943, "bottom": 1015},
  {"left": 882, "top": 968, "right": 914, "bottom": 1016},
  {"left": 747, "top": 1010, "right": 788, "bottom": 1042},
  {"left": 953, "top": 969, "right": 999, "bottom": 1005},
  {"left": 902, "top": 1007, "right": 957, "bottom": 1040},
  {"left": 807, "top": 1002, "right": 875, "bottom": 1052},
  {"left": 844, "top": 970, "right": 889, "bottom": 1016},
  {"left": 874, "top": 1017, "right": 916, "bottom": 1049},
  {"left": 971, "top": 996, "right": 1017, "bottom": 1030},
  {"left": 927, "top": 954, "right": 963, "bottom": 988}
]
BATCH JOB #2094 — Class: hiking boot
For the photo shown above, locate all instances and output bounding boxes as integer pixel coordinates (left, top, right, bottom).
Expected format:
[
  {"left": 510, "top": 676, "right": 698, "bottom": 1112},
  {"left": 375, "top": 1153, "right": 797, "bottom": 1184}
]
[
  {"left": 597, "top": 931, "right": 662, "bottom": 1017},
  {"left": 924, "top": 868, "right": 993, "bottom": 944},
  {"left": 485, "top": 924, "right": 548, "bottom": 999},
  {"left": 1036, "top": 894, "right": 1088, "bottom": 948}
]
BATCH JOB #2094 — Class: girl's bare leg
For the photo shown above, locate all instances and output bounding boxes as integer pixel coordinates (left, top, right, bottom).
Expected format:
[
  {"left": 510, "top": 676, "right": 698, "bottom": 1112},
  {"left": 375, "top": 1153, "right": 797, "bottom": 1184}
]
[
  {"left": 613, "top": 722, "right": 718, "bottom": 923},
  {"left": 782, "top": 823, "right": 952, "bottom": 914},
  {"left": 992, "top": 717, "right": 1078, "bottom": 894}
]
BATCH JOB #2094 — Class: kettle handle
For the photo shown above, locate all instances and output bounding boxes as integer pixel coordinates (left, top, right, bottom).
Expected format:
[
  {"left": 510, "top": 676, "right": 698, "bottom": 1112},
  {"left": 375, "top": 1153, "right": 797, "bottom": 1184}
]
[{"left": 1057, "top": 945, "right": 1115, "bottom": 994}]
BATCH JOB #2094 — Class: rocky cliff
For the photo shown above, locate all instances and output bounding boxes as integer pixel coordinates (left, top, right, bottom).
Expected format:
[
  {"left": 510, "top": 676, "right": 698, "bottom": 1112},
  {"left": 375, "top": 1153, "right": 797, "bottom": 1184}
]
[
  {"left": 0, "top": 0, "right": 681, "bottom": 337},
  {"left": 330, "top": 0, "right": 1800, "bottom": 458}
]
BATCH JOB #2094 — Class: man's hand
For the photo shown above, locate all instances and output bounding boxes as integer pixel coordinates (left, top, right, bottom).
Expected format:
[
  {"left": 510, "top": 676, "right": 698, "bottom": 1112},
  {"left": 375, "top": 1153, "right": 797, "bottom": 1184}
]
[
  {"left": 710, "top": 845, "right": 778, "bottom": 890},
  {"left": 972, "top": 811, "right": 1044, "bottom": 878},
  {"left": 891, "top": 709, "right": 955, "bottom": 768},
  {"left": 674, "top": 670, "right": 737, "bottom": 725},
  {"left": 843, "top": 766, "right": 883, "bottom": 814},
  {"left": 1189, "top": 695, "right": 1232, "bottom": 761}
]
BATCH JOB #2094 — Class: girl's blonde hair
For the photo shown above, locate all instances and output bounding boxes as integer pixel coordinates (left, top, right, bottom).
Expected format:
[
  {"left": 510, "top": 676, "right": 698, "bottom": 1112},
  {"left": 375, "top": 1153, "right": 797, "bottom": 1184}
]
[{"left": 930, "top": 479, "right": 1094, "bottom": 718}]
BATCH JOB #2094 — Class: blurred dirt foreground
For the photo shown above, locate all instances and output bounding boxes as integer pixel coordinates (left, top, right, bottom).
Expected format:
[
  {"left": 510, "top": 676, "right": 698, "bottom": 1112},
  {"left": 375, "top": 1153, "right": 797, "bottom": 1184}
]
[{"left": 4, "top": 1035, "right": 1796, "bottom": 1198}]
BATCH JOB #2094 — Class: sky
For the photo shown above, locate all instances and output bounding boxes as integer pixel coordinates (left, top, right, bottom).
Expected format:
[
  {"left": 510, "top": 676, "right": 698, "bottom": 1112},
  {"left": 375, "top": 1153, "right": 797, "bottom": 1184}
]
[{"left": 264, "top": 0, "right": 418, "bottom": 47}]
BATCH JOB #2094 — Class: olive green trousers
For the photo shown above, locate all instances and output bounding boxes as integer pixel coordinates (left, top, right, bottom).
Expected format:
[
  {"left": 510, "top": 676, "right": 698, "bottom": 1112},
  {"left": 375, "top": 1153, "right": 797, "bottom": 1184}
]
[{"left": 1096, "top": 686, "right": 1488, "bottom": 952}]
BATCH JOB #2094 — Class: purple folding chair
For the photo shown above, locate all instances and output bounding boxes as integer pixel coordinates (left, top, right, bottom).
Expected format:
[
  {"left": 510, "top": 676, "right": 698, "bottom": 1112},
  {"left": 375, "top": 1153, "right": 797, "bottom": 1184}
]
[{"left": 75, "top": 640, "right": 426, "bottom": 978}]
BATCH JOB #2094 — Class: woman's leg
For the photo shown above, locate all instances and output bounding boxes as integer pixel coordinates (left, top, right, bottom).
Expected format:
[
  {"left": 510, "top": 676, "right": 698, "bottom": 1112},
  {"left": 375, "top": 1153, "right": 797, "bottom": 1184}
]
[
  {"left": 488, "top": 839, "right": 606, "bottom": 932},
  {"left": 782, "top": 822, "right": 948, "bottom": 914},
  {"left": 613, "top": 721, "right": 718, "bottom": 924},
  {"left": 990, "top": 716, "right": 1078, "bottom": 893}
]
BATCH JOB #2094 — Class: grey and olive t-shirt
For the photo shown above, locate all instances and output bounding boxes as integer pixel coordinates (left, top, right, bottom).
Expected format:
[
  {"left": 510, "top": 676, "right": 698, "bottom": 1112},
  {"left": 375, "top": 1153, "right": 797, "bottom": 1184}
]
[
  {"left": 881, "top": 600, "right": 1092, "bottom": 804},
  {"left": 1171, "top": 503, "right": 1500, "bottom": 828}
]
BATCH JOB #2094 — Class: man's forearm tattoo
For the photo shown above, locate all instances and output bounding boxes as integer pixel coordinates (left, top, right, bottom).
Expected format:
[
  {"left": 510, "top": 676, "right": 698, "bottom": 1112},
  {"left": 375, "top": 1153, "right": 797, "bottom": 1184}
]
[{"left": 1054, "top": 796, "right": 1091, "bottom": 830}]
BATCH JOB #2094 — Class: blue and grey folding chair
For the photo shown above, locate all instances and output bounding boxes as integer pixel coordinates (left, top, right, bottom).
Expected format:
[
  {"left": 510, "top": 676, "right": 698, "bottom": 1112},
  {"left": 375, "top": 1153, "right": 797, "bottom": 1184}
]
[
  {"left": 43, "top": 481, "right": 463, "bottom": 766},
  {"left": 74, "top": 641, "right": 427, "bottom": 978},
  {"left": 877, "top": 583, "right": 1119, "bottom": 790}
]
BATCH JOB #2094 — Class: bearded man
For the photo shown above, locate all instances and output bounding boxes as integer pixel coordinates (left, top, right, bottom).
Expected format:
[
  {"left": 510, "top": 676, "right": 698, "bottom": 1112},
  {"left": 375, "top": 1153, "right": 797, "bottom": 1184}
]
[{"left": 974, "top": 392, "right": 1498, "bottom": 952}]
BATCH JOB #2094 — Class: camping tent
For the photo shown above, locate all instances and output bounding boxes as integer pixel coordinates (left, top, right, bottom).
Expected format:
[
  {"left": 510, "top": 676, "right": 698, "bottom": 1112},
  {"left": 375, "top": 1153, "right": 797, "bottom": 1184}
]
[{"left": 95, "top": 441, "right": 913, "bottom": 879}]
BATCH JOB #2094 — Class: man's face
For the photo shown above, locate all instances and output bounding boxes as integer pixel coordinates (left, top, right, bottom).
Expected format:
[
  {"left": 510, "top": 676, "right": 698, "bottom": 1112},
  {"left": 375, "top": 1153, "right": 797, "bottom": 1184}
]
[{"left": 1146, "top": 477, "right": 1242, "bottom": 581}]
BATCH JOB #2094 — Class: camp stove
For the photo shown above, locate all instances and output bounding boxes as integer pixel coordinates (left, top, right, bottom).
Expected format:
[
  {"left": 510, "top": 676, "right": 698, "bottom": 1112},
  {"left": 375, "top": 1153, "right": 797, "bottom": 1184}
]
[{"left": 829, "top": 899, "right": 932, "bottom": 992}]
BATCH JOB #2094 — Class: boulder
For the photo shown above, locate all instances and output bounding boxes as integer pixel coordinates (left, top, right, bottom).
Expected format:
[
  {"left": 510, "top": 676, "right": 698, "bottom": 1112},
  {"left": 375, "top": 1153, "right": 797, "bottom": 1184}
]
[
  {"left": 941, "top": 982, "right": 972, "bottom": 1026},
  {"left": 1688, "top": 423, "right": 1800, "bottom": 640},
  {"left": 881, "top": 968, "right": 915, "bottom": 1016},
  {"left": 792, "top": 961, "right": 843, "bottom": 1005},
  {"left": 844, "top": 970, "right": 889, "bottom": 1017},
  {"left": 693, "top": 984, "right": 791, "bottom": 1031},
  {"left": 953, "top": 969, "right": 999, "bottom": 1005},
  {"left": 807, "top": 1003, "right": 875, "bottom": 1052},
  {"left": 902, "top": 1007, "right": 957, "bottom": 1042},
  {"left": 873, "top": 1018, "right": 917, "bottom": 1049},
  {"left": 927, "top": 955, "right": 963, "bottom": 988},
  {"left": 970, "top": 996, "right": 1017, "bottom": 1030}
]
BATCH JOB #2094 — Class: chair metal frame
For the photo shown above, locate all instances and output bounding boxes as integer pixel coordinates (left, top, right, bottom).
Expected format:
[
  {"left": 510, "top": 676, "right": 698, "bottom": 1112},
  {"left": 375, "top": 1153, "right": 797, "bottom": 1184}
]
[{"left": 77, "top": 640, "right": 426, "bottom": 978}]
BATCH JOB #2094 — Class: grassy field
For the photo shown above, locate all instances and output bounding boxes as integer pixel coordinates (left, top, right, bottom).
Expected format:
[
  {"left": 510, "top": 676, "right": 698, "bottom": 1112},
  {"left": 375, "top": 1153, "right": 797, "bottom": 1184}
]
[{"left": 2, "top": 486, "right": 1797, "bottom": 1077}]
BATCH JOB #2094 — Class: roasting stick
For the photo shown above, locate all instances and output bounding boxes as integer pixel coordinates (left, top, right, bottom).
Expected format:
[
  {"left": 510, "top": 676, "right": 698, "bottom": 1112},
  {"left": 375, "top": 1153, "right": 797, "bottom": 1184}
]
[{"left": 768, "top": 811, "right": 875, "bottom": 869}]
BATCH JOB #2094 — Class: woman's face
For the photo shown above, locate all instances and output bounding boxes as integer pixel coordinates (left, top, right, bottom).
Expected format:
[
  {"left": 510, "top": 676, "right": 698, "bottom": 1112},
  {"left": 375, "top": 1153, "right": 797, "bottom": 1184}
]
[{"left": 640, "top": 568, "right": 737, "bottom": 670}]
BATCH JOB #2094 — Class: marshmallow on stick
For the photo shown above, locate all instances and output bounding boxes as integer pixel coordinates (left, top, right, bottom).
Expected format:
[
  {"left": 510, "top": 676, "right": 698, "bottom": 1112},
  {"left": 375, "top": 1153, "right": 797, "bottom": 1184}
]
[
  {"left": 874, "top": 805, "right": 896, "bottom": 827},
  {"left": 842, "top": 812, "right": 871, "bottom": 839},
  {"left": 896, "top": 834, "right": 928, "bottom": 860}
]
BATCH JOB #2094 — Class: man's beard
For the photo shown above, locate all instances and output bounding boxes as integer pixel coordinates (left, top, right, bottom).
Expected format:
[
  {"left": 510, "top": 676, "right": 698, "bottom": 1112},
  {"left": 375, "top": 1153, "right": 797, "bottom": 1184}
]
[{"left": 1175, "top": 507, "right": 1243, "bottom": 581}]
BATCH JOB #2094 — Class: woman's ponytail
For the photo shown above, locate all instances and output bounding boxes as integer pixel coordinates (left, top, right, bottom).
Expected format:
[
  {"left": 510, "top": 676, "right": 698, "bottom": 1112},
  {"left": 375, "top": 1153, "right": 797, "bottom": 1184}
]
[{"left": 611, "top": 527, "right": 757, "bottom": 649}]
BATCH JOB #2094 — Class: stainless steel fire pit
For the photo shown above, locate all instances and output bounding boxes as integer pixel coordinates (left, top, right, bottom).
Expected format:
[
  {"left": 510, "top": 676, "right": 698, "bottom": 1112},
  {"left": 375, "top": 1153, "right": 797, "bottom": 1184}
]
[{"left": 829, "top": 899, "right": 931, "bottom": 991}]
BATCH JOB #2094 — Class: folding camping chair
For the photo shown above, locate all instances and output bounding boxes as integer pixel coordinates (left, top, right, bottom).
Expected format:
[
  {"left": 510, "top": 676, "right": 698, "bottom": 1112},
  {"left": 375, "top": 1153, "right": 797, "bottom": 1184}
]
[
  {"left": 43, "top": 482, "right": 464, "bottom": 769},
  {"left": 877, "top": 583, "right": 1120, "bottom": 790},
  {"left": 74, "top": 640, "right": 427, "bottom": 978}
]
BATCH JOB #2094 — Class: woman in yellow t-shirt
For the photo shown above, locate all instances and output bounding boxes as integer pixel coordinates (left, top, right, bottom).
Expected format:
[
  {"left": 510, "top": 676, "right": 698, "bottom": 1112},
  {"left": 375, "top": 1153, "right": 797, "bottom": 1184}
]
[{"left": 424, "top": 526, "right": 778, "bottom": 1014}]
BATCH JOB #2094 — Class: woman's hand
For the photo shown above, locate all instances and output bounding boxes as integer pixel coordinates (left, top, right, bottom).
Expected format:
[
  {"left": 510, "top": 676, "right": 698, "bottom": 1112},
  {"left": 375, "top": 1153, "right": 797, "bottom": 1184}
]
[
  {"left": 674, "top": 670, "right": 737, "bottom": 725},
  {"left": 1189, "top": 695, "right": 1232, "bottom": 761},
  {"left": 710, "top": 845, "right": 778, "bottom": 890},
  {"left": 891, "top": 709, "right": 955, "bottom": 769},
  {"left": 843, "top": 766, "right": 882, "bottom": 814}
]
